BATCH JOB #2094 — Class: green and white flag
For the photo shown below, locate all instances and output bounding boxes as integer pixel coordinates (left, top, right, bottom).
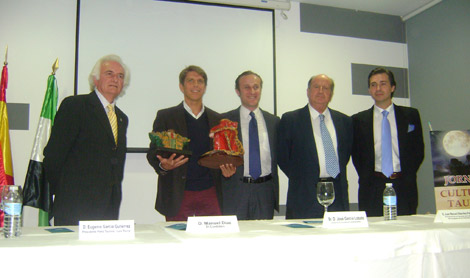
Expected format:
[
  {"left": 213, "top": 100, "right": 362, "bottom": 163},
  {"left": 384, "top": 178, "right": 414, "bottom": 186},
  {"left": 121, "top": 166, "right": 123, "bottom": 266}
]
[{"left": 23, "top": 60, "right": 58, "bottom": 226}]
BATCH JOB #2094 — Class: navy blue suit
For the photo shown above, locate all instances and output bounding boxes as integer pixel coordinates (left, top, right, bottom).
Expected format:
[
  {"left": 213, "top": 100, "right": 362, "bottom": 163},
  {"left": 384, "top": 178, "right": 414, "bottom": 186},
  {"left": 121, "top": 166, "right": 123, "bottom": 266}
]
[
  {"left": 277, "top": 105, "right": 352, "bottom": 219},
  {"left": 352, "top": 104, "right": 424, "bottom": 216}
]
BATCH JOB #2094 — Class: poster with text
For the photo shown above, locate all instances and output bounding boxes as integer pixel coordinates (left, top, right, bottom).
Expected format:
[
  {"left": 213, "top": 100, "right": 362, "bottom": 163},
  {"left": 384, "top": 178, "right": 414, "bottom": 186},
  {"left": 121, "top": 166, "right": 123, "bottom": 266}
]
[{"left": 431, "top": 130, "right": 470, "bottom": 210}]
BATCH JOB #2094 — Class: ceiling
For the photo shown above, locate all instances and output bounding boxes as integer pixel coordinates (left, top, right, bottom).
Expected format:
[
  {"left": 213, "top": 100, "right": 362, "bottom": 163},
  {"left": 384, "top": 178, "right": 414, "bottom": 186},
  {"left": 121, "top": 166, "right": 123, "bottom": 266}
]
[{"left": 297, "top": 0, "right": 442, "bottom": 20}]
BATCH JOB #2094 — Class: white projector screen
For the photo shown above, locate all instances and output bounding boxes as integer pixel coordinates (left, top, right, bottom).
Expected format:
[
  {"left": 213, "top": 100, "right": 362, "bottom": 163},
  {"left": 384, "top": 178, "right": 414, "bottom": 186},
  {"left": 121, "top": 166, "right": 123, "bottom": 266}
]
[{"left": 76, "top": 0, "right": 275, "bottom": 149}]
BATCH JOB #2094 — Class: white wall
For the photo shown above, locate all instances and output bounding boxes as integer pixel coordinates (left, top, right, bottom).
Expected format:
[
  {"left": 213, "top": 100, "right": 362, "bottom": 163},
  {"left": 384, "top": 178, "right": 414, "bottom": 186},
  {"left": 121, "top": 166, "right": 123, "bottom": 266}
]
[
  {"left": 274, "top": 3, "right": 409, "bottom": 207},
  {"left": 1, "top": 1, "right": 411, "bottom": 226},
  {"left": 0, "top": 0, "right": 76, "bottom": 226}
]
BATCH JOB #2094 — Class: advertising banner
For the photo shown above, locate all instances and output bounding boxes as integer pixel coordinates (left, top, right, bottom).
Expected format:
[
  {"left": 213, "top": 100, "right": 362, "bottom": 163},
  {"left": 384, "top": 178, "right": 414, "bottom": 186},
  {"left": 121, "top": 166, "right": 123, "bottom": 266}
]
[{"left": 430, "top": 130, "right": 470, "bottom": 210}]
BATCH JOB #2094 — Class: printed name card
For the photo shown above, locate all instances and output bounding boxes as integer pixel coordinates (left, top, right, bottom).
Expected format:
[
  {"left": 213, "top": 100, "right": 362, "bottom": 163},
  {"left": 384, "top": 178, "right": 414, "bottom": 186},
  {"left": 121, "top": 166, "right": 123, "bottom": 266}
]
[
  {"left": 79, "top": 220, "right": 135, "bottom": 240},
  {"left": 322, "top": 211, "right": 369, "bottom": 229},
  {"left": 186, "top": 215, "right": 239, "bottom": 234},
  {"left": 434, "top": 209, "right": 470, "bottom": 223}
]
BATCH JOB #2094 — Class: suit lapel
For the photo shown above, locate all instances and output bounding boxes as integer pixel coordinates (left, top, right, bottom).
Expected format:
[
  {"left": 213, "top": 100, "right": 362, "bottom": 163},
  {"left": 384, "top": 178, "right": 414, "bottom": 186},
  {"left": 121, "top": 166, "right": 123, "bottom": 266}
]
[
  {"left": 115, "top": 106, "right": 126, "bottom": 146},
  {"left": 300, "top": 105, "right": 319, "bottom": 167},
  {"left": 261, "top": 109, "right": 278, "bottom": 172},
  {"left": 234, "top": 107, "right": 242, "bottom": 142},
  {"left": 174, "top": 102, "right": 189, "bottom": 137},
  {"left": 363, "top": 106, "right": 375, "bottom": 158},
  {"left": 261, "top": 109, "right": 272, "bottom": 148},
  {"left": 206, "top": 108, "right": 218, "bottom": 126},
  {"left": 393, "top": 104, "right": 407, "bottom": 158},
  {"left": 330, "top": 109, "right": 344, "bottom": 162},
  {"left": 88, "top": 91, "right": 116, "bottom": 145}
]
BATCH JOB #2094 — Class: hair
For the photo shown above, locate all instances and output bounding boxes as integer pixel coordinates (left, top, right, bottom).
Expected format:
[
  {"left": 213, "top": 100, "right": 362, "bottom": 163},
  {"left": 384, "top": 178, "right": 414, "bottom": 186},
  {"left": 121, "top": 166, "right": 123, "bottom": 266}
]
[
  {"left": 179, "top": 65, "right": 207, "bottom": 86},
  {"left": 307, "top": 74, "right": 335, "bottom": 92},
  {"left": 88, "top": 54, "right": 131, "bottom": 92},
  {"left": 367, "top": 67, "right": 396, "bottom": 88},
  {"left": 235, "top": 70, "right": 263, "bottom": 91},
  {"left": 367, "top": 67, "right": 396, "bottom": 97}
]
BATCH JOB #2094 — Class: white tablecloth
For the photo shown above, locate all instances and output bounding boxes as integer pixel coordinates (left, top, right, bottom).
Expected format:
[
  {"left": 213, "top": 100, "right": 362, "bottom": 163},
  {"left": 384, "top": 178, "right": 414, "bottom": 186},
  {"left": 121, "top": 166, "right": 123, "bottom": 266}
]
[{"left": 1, "top": 215, "right": 469, "bottom": 278}]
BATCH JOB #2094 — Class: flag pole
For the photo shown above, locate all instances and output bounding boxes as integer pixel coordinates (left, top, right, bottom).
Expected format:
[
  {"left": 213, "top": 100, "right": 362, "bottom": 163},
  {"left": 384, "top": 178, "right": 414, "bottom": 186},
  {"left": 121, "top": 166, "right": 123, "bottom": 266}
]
[
  {"left": 4, "top": 45, "right": 7, "bottom": 65},
  {"left": 37, "top": 58, "right": 59, "bottom": 226},
  {"left": 23, "top": 58, "right": 59, "bottom": 226},
  {"left": 52, "top": 58, "right": 58, "bottom": 75}
]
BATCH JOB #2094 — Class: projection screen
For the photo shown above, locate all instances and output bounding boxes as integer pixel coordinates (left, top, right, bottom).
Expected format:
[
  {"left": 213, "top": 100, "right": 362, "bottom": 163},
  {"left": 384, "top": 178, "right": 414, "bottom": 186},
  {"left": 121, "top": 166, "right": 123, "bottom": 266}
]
[{"left": 76, "top": 0, "right": 275, "bottom": 149}]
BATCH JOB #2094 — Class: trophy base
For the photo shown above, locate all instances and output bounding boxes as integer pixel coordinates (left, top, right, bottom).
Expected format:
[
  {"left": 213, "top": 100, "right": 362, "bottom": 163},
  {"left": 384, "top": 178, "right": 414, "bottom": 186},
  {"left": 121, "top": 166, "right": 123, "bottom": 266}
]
[
  {"left": 156, "top": 146, "right": 192, "bottom": 159},
  {"left": 198, "top": 151, "right": 243, "bottom": 169}
]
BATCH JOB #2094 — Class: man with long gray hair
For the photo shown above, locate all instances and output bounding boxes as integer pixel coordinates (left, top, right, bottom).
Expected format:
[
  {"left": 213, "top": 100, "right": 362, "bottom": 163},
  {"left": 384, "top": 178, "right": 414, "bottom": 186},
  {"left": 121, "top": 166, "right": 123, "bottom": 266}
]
[{"left": 44, "top": 54, "right": 130, "bottom": 225}]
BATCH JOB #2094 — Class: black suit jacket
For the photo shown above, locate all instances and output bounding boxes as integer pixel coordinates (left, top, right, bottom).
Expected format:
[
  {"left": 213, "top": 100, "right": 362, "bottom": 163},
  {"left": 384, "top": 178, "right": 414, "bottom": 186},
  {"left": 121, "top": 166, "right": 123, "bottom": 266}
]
[
  {"left": 277, "top": 105, "right": 352, "bottom": 219},
  {"left": 221, "top": 107, "right": 280, "bottom": 213},
  {"left": 352, "top": 104, "right": 424, "bottom": 214},
  {"left": 146, "top": 102, "right": 223, "bottom": 217},
  {"left": 44, "top": 91, "right": 128, "bottom": 225}
]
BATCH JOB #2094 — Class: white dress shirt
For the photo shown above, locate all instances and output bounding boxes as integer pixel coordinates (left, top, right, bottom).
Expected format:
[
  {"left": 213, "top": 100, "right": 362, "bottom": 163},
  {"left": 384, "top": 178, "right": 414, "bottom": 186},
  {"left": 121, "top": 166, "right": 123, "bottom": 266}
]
[
  {"left": 239, "top": 106, "right": 272, "bottom": 178},
  {"left": 373, "top": 104, "right": 401, "bottom": 172},
  {"left": 183, "top": 100, "right": 205, "bottom": 119},
  {"left": 308, "top": 105, "right": 338, "bottom": 178},
  {"left": 95, "top": 89, "right": 115, "bottom": 113}
]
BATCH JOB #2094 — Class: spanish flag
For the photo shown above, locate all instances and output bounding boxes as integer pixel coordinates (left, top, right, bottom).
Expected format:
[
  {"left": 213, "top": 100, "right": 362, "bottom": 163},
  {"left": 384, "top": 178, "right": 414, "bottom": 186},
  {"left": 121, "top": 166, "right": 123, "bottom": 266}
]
[{"left": 0, "top": 60, "right": 15, "bottom": 227}]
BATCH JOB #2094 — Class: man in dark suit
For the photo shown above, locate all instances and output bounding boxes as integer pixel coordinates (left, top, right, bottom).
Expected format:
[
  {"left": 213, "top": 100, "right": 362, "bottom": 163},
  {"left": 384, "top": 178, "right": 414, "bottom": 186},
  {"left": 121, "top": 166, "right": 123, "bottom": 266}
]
[
  {"left": 222, "top": 71, "right": 280, "bottom": 220},
  {"left": 44, "top": 54, "right": 129, "bottom": 226},
  {"left": 147, "top": 65, "right": 235, "bottom": 221},
  {"left": 277, "top": 74, "right": 352, "bottom": 219},
  {"left": 352, "top": 67, "right": 424, "bottom": 216}
]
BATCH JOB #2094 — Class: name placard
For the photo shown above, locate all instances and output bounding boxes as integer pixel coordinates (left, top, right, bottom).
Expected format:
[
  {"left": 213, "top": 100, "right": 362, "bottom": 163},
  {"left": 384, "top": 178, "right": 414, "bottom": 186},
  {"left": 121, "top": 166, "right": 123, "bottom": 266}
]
[
  {"left": 186, "top": 216, "right": 239, "bottom": 234},
  {"left": 434, "top": 209, "right": 470, "bottom": 223},
  {"left": 322, "top": 211, "right": 369, "bottom": 229},
  {"left": 79, "top": 220, "right": 135, "bottom": 240}
]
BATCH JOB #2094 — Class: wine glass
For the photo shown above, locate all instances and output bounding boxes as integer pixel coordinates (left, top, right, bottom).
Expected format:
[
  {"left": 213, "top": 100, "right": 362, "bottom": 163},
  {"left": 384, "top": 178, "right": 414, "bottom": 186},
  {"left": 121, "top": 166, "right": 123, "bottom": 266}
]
[{"left": 316, "top": 181, "right": 335, "bottom": 215}]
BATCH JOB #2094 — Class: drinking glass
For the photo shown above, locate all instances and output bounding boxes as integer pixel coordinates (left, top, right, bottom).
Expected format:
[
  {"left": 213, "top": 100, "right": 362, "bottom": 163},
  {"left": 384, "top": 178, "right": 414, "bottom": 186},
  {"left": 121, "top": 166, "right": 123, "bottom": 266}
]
[{"left": 316, "top": 181, "right": 335, "bottom": 215}]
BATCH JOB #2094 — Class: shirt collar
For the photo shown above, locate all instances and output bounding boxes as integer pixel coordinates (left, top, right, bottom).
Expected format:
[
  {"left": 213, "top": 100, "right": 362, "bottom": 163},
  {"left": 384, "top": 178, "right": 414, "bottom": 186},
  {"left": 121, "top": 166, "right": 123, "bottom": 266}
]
[
  {"left": 95, "top": 89, "right": 114, "bottom": 109},
  {"left": 240, "top": 105, "right": 260, "bottom": 119},
  {"left": 183, "top": 100, "right": 205, "bottom": 119},
  {"left": 374, "top": 103, "right": 394, "bottom": 115},
  {"left": 308, "top": 103, "right": 330, "bottom": 119}
]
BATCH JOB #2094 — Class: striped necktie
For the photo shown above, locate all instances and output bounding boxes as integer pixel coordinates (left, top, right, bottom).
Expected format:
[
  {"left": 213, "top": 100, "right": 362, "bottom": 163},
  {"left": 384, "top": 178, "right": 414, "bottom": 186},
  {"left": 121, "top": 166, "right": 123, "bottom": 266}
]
[{"left": 107, "top": 104, "right": 118, "bottom": 144}]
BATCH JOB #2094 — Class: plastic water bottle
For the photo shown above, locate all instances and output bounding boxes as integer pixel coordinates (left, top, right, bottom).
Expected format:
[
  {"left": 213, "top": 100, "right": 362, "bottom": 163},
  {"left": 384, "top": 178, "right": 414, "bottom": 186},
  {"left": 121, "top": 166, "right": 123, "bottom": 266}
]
[
  {"left": 3, "top": 185, "right": 23, "bottom": 238},
  {"left": 383, "top": 183, "right": 397, "bottom": 221}
]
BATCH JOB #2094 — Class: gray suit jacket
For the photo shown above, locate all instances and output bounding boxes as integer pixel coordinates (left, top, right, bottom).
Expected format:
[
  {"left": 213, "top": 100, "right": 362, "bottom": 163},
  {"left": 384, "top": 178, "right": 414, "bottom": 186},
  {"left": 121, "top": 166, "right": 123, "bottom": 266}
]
[
  {"left": 221, "top": 107, "right": 280, "bottom": 213},
  {"left": 277, "top": 105, "right": 352, "bottom": 219}
]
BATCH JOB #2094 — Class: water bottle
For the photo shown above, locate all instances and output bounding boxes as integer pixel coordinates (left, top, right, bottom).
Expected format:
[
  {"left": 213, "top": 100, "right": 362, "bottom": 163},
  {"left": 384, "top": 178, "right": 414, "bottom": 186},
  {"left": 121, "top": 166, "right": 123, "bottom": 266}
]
[
  {"left": 3, "top": 185, "right": 23, "bottom": 238},
  {"left": 383, "top": 183, "right": 397, "bottom": 221}
]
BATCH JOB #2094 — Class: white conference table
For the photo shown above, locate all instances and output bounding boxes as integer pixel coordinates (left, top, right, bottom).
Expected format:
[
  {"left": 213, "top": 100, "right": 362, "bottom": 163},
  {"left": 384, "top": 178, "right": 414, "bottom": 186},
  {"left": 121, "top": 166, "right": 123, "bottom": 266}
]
[{"left": 1, "top": 215, "right": 469, "bottom": 278}]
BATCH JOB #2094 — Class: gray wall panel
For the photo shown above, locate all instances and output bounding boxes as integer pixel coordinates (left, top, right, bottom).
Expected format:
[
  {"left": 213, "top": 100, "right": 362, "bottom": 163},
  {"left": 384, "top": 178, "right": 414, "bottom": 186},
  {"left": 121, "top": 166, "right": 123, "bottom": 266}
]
[
  {"left": 300, "top": 3, "right": 405, "bottom": 43},
  {"left": 7, "top": 103, "right": 29, "bottom": 130},
  {"left": 407, "top": 0, "right": 470, "bottom": 214},
  {"left": 351, "top": 64, "right": 408, "bottom": 98}
]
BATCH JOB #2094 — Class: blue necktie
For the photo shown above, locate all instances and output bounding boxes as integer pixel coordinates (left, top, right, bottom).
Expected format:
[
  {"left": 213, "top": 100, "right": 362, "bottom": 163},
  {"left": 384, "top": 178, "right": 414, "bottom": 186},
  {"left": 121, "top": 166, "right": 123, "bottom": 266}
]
[
  {"left": 249, "top": 112, "right": 261, "bottom": 179},
  {"left": 319, "top": 114, "right": 339, "bottom": 178},
  {"left": 381, "top": 110, "right": 393, "bottom": 178}
]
